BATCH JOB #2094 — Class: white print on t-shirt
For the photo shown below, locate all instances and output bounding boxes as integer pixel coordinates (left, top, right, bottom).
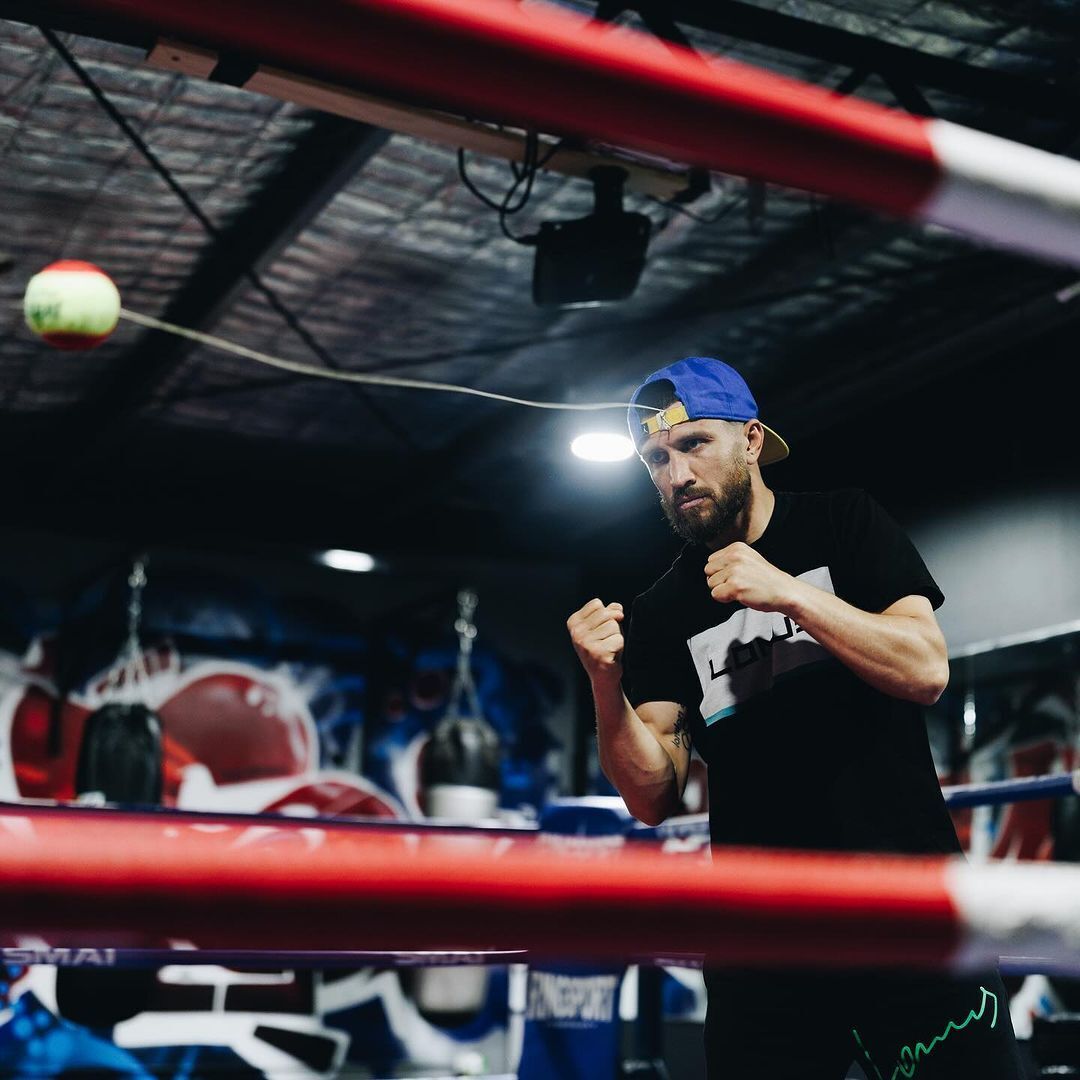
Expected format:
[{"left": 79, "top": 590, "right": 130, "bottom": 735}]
[{"left": 688, "top": 565, "right": 834, "bottom": 726}]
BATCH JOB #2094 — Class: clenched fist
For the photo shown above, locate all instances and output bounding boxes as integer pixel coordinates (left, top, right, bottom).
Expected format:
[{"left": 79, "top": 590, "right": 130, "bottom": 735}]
[
  {"left": 704, "top": 542, "right": 794, "bottom": 611},
  {"left": 567, "top": 598, "right": 624, "bottom": 683}
]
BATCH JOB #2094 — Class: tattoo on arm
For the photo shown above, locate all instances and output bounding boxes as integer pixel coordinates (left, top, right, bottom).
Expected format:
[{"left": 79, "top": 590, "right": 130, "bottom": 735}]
[{"left": 672, "top": 706, "right": 691, "bottom": 750}]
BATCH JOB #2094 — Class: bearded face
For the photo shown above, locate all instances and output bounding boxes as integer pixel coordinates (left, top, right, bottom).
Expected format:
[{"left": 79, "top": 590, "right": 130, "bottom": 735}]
[{"left": 659, "top": 440, "right": 752, "bottom": 546}]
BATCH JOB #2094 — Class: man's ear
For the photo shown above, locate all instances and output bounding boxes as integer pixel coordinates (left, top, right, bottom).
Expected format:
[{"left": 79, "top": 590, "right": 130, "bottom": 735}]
[{"left": 743, "top": 420, "right": 765, "bottom": 464}]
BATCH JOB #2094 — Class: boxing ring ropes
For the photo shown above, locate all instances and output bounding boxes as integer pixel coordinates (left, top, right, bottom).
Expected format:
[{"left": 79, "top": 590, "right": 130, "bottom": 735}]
[
  {"left": 12, "top": 0, "right": 1080, "bottom": 985},
  {"left": 1, "top": 770, "right": 1080, "bottom": 976}
]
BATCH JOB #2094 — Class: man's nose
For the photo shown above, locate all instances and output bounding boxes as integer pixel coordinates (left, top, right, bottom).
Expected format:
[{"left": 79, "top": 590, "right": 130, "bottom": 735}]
[{"left": 667, "top": 453, "right": 693, "bottom": 488}]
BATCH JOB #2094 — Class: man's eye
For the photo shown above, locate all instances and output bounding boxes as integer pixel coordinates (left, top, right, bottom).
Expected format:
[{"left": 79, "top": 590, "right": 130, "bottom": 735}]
[{"left": 648, "top": 453, "right": 667, "bottom": 466}]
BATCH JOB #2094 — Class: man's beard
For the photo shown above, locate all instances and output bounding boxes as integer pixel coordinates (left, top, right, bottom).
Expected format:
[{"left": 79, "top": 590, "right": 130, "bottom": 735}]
[{"left": 661, "top": 461, "right": 752, "bottom": 546}]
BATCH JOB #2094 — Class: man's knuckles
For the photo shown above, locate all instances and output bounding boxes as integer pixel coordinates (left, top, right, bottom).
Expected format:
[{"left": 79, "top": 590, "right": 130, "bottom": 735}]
[
  {"left": 568, "top": 603, "right": 599, "bottom": 630},
  {"left": 572, "top": 619, "right": 620, "bottom": 647},
  {"left": 706, "top": 543, "right": 753, "bottom": 569},
  {"left": 587, "top": 623, "right": 623, "bottom": 647},
  {"left": 586, "top": 620, "right": 621, "bottom": 644}
]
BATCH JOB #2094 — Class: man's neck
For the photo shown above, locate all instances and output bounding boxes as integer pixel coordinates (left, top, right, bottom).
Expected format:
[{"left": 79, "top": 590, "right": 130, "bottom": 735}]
[
  {"left": 745, "top": 480, "right": 775, "bottom": 545},
  {"left": 705, "top": 476, "right": 775, "bottom": 549}
]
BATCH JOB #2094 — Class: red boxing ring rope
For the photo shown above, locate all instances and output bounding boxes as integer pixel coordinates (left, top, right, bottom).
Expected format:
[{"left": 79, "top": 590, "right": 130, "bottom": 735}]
[
  {"left": 29, "top": 0, "right": 1080, "bottom": 266},
  {"left": 3, "top": 805, "right": 1080, "bottom": 973}
]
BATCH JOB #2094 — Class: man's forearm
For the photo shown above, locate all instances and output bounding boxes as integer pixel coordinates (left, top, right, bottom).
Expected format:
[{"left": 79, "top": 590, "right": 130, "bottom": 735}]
[
  {"left": 591, "top": 675, "right": 679, "bottom": 826},
  {"left": 780, "top": 580, "right": 948, "bottom": 705}
]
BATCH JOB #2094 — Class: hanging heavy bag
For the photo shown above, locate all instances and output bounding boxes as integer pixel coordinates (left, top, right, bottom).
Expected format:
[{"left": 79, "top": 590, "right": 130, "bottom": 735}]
[
  {"left": 413, "top": 715, "right": 502, "bottom": 1023},
  {"left": 57, "top": 701, "right": 164, "bottom": 1030},
  {"left": 420, "top": 714, "right": 502, "bottom": 819},
  {"left": 74, "top": 701, "right": 163, "bottom": 805}
]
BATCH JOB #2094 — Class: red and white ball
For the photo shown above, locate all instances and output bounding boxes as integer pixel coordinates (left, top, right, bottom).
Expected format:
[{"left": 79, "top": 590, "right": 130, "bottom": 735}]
[{"left": 23, "top": 259, "right": 121, "bottom": 350}]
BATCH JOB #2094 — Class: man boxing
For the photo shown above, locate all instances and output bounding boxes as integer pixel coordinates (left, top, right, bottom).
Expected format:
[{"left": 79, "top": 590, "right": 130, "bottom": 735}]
[{"left": 566, "top": 356, "right": 1024, "bottom": 1078}]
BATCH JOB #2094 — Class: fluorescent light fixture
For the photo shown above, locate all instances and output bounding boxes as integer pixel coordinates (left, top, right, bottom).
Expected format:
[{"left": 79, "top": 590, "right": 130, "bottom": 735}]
[
  {"left": 571, "top": 432, "right": 635, "bottom": 462},
  {"left": 318, "top": 549, "right": 376, "bottom": 573}
]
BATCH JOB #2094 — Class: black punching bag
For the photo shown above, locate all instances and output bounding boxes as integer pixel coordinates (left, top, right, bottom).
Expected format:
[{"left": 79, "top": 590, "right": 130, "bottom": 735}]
[
  {"left": 74, "top": 701, "right": 163, "bottom": 805},
  {"left": 414, "top": 716, "right": 502, "bottom": 1022},
  {"left": 420, "top": 715, "right": 501, "bottom": 819},
  {"left": 58, "top": 701, "right": 164, "bottom": 1029}
]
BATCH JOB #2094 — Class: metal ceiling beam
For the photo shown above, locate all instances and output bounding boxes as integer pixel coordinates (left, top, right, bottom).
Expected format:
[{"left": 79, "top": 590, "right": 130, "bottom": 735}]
[
  {"left": 65, "top": 111, "right": 390, "bottom": 440},
  {"left": 644, "top": 1, "right": 1080, "bottom": 118}
]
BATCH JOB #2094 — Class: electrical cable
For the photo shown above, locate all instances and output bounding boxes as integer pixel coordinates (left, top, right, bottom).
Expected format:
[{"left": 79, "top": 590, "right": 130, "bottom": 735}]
[
  {"left": 497, "top": 133, "right": 539, "bottom": 244},
  {"left": 457, "top": 145, "right": 531, "bottom": 214},
  {"left": 650, "top": 190, "right": 746, "bottom": 225},
  {"left": 458, "top": 131, "right": 565, "bottom": 246}
]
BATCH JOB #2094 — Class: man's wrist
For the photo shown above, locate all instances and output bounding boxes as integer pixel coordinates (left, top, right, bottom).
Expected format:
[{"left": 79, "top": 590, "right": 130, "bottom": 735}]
[
  {"left": 589, "top": 667, "right": 624, "bottom": 696},
  {"left": 776, "top": 575, "right": 814, "bottom": 622}
]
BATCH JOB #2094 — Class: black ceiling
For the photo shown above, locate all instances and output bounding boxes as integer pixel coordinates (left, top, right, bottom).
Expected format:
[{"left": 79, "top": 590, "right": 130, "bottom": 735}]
[{"left": 1, "top": 0, "right": 1078, "bottom": 579}]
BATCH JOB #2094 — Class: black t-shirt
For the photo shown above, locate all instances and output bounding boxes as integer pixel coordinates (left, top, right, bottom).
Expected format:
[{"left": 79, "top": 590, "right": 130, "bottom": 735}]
[{"left": 622, "top": 488, "right": 961, "bottom": 856}]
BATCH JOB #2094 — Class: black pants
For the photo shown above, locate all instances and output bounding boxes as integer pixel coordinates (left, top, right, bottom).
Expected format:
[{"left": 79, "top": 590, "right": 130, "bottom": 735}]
[{"left": 703, "top": 968, "right": 1026, "bottom": 1079}]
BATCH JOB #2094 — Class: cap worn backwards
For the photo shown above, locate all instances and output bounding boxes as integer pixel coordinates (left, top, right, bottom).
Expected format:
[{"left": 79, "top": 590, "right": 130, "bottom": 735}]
[{"left": 627, "top": 355, "right": 789, "bottom": 466}]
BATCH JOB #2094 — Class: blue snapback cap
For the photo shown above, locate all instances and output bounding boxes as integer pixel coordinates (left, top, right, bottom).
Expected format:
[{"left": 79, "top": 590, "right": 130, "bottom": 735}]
[{"left": 627, "top": 356, "right": 789, "bottom": 465}]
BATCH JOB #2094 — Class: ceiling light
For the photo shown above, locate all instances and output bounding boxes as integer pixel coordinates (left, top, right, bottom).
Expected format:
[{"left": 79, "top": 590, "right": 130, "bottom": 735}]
[
  {"left": 318, "top": 549, "right": 376, "bottom": 573},
  {"left": 571, "top": 432, "right": 636, "bottom": 462}
]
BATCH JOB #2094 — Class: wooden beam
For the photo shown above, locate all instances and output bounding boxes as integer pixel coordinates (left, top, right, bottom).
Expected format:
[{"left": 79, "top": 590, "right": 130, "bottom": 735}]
[{"left": 144, "top": 38, "right": 694, "bottom": 201}]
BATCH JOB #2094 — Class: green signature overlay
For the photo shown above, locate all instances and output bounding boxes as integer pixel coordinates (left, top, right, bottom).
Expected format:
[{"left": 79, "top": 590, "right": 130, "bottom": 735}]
[{"left": 852, "top": 985, "right": 998, "bottom": 1080}]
